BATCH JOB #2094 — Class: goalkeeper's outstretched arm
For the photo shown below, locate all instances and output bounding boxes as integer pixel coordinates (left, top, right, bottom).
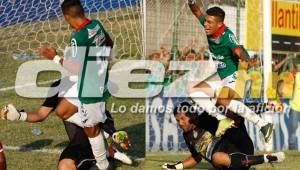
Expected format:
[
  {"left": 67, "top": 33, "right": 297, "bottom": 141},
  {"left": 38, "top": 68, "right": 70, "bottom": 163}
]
[
  {"left": 0, "top": 104, "right": 52, "bottom": 122},
  {"left": 188, "top": 0, "right": 204, "bottom": 20},
  {"left": 162, "top": 155, "right": 200, "bottom": 169}
]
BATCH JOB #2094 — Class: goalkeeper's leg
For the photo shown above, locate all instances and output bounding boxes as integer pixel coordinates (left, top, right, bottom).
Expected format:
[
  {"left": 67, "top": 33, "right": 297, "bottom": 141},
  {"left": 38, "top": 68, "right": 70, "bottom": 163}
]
[{"left": 212, "top": 152, "right": 285, "bottom": 169}]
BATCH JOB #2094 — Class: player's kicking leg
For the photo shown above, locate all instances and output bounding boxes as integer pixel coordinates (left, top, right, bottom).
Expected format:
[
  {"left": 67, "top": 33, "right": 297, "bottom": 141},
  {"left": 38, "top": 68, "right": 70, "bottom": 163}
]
[
  {"left": 217, "top": 86, "right": 274, "bottom": 143},
  {"left": 189, "top": 77, "right": 274, "bottom": 142},
  {"left": 188, "top": 81, "right": 235, "bottom": 137}
]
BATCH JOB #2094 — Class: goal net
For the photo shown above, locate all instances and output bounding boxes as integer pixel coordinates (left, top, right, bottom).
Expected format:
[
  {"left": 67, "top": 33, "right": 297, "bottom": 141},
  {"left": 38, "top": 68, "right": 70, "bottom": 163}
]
[{"left": 0, "top": 0, "right": 142, "bottom": 59}]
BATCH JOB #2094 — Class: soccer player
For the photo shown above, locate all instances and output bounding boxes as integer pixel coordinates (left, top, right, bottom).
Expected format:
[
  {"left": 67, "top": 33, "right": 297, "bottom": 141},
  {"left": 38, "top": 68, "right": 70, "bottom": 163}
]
[
  {"left": 0, "top": 78, "right": 132, "bottom": 170},
  {"left": 37, "top": 0, "right": 114, "bottom": 169},
  {"left": 187, "top": 0, "right": 274, "bottom": 142},
  {"left": 0, "top": 142, "right": 6, "bottom": 170},
  {"left": 162, "top": 102, "right": 284, "bottom": 170}
]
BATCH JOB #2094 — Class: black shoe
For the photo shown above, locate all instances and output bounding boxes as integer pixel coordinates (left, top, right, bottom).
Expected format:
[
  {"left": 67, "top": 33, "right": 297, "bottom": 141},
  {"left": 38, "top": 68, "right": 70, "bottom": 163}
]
[{"left": 267, "top": 152, "right": 285, "bottom": 163}]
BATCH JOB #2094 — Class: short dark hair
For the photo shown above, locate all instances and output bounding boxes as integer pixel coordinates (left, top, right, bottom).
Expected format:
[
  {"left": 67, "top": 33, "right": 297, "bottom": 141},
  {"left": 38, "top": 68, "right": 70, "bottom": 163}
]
[
  {"left": 206, "top": 6, "right": 225, "bottom": 22},
  {"left": 173, "top": 101, "right": 199, "bottom": 126},
  {"left": 61, "top": 0, "right": 85, "bottom": 18}
]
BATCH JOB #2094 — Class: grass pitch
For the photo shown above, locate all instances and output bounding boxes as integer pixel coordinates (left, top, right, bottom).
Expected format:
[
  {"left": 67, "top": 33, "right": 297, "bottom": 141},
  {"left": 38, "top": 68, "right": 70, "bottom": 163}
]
[
  {"left": 0, "top": 47, "right": 145, "bottom": 170},
  {"left": 146, "top": 151, "right": 300, "bottom": 170}
]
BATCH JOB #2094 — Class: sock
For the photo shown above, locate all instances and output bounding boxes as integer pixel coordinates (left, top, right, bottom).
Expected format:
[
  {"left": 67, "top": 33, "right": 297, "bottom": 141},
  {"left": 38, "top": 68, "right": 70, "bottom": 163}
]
[
  {"left": 227, "top": 100, "right": 268, "bottom": 128},
  {"left": 246, "top": 155, "right": 265, "bottom": 165},
  {"left": 263, "top": 154, "right": 269, "bottom": 163},
  {"left": 19, "top": 112, "right": 27, "bottom": 121},
  {"left": 89, "top": 134, "right": 109, "bottom": 169},
  {"left": 66, "top": 114, "right": 83, "bottom": 128},
  {"left": 230, "top": 153, "right": 264, "bottom": 168},
  {"left": 190, "top": 91, "right": 226, "bottom": 120}
]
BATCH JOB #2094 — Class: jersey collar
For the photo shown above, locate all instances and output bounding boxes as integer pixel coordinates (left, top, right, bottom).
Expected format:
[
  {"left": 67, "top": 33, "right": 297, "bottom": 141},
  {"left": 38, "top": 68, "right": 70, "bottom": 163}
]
[
  {"left": 75, "top": 19, "right": 91, "bottom": 32},
  {"left": 212, "top": 24, "right": 226, "bottom": 39}
]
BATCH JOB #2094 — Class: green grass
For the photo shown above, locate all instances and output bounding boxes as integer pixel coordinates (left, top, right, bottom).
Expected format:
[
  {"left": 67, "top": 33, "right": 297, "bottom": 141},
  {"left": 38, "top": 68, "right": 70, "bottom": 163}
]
[
  {"left": 5, "top": 150, "right": 144, "bottom": 170},
  {"left": 146, "top": 151, "right": 300, "bottom": 170}
]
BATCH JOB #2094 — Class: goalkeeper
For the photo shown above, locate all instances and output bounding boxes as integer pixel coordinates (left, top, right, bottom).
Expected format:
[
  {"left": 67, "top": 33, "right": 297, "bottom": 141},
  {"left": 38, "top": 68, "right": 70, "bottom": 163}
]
[
  {"left": 162, "top": 101, "right": 284, "bottom": 170},
  {"left": 187, "top": 0, "right": 274, "bottom": 143},
  {"left": 0, "top": 78, "right": 132, "bottom": 170}
]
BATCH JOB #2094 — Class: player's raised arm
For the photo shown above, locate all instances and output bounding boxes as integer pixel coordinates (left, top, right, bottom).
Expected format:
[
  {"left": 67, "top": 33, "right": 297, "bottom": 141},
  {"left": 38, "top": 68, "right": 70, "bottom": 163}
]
[{"left": 188, "top": 0, "right": 204, "bottom": 20}]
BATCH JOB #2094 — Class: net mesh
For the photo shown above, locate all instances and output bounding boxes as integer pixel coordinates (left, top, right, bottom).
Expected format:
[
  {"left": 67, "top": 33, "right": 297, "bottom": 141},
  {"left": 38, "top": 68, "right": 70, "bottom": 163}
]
[{"left": 0, "top": 0, "right": 142, "bottom": 59}]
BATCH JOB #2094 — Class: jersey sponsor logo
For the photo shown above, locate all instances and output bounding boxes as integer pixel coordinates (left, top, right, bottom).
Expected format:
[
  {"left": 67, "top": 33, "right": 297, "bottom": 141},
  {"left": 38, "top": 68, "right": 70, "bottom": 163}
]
[
  {"left": 209, "top": 51, "right": 224, "bottom": 60},
  {"left": 88, "top": 24, "right": 100, "bottom": 39},
  {"left": 229, "top": 34, "right": 239, "bottom": 45},
  {"left": 216, "top": 61, "right": 226, "bottom": 69},
  {"left": 71, "top": 38, "right": 78, "bottom": 58},
  {"left": 93, "top": 31, "right": 106, "bottom": 47}
]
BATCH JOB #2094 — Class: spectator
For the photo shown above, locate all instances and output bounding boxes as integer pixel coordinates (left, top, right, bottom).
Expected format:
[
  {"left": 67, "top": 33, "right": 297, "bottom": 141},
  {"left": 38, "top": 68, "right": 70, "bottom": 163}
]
[
  {"left": 272, "top": 54, "right": 293, "bottom": 72},
  {"left": 288, "top": 62, "right": 300, "bottom": 150}
]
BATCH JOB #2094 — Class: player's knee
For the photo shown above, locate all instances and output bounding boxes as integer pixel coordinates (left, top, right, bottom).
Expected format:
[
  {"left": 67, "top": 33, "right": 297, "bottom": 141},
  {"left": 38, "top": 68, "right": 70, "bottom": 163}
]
[
  {"left": 84, "top": 126, "right": 100, "bottom": 138},
  {"left": 58, "top": 159, "right": 76, "bottom": 170},
  {"left": 56, "top": 106, "right": 69, "bottom": 120},
  {"left": 212, "top": 152, "right": 230, "bottom": 168}
]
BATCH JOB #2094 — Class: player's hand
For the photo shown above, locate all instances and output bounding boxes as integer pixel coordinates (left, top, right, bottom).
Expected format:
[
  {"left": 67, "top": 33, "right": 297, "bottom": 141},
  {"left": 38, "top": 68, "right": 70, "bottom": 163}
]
[
  {"left": 162, "top": 162, "right": 184, "bottom": 169},
  {"left": 37, "top": 46, "right": 57, "bottom": 60},
  {"left": 112, "top": 131, "right": 131, "bottom": 150},
  {"left": 0, "top": 104, "right": 22, "bottom": 121}
]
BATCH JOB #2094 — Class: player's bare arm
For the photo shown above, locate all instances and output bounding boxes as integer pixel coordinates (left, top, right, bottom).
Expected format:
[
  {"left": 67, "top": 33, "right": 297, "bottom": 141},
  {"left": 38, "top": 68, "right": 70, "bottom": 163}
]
[
  {"left": 162, "top": 155, "right": 199, "bottom": 169},
  {"left": 188, "top": 0, "right": 203, "bottom": 19},
  {"left": 233, "top": 47, "right": 250, "bottom": 62},
  {"left": 37, "top": 46, "right": 81, "bottom": 74}
]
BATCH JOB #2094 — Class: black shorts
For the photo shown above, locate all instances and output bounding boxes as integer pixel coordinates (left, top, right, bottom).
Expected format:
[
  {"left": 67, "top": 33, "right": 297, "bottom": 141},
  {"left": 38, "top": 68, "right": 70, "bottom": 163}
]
[
  {"left": 42, "top": 78, "right": 75, "bottom": 110},
  {"left": 59, "top": 144, "right": 95, "bottom": 170},
  {"left": 212, "top": 124, "right": 254, "bottom": 170}
]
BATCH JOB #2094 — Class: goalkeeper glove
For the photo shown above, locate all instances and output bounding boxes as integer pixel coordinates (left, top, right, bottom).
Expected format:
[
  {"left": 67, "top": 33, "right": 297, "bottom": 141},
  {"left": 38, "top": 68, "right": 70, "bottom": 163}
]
[
  {"left": 112, "top": 131, "right": 131, "bottom": 149},
  {"left": 188, "top": 0, "right": 197, "bottom": 5},
  {"left": 0, "top": 104, "right": 27, "bottom": 121},
  {"left": 162, "top": 162, "right": 184, "bottom": 169}
]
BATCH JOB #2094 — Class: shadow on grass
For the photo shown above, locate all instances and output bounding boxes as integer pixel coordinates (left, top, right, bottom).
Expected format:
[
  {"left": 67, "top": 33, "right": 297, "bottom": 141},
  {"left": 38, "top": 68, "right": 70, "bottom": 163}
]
[
  {"left": 20, "top": 139, "right": 53, "bottom": 151},
  {"left": 54, "top": 140, "right": 69, "bottom": 148}
]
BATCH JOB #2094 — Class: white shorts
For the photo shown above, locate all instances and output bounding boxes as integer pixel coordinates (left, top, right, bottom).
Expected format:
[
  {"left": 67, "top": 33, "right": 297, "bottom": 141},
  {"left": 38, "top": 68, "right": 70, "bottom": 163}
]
[
  {"left": 64, "top": 83, "right": 107, "bottom": 127},
  {"left": 206, "top": 72, "right": 237, "bottom": 93}
]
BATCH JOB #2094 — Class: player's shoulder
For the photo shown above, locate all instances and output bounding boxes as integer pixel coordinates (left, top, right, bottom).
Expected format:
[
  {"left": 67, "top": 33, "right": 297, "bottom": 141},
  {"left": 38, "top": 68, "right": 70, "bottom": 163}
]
[
  {"left": 223, "top": 27, "right": 239, "bottom": 45},
  {"left": 72, "top": 28, "right": 88, "bottom": 45},
  {"left": 89, "top": 19, "right": 105, "bottom": 29},
  {"left": 223, "top": 27, "right": 235, "bottom": 38}
]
